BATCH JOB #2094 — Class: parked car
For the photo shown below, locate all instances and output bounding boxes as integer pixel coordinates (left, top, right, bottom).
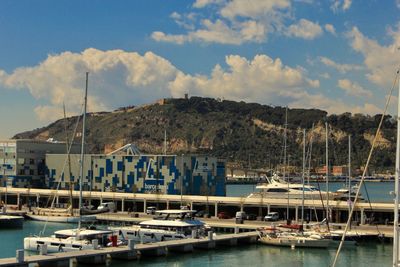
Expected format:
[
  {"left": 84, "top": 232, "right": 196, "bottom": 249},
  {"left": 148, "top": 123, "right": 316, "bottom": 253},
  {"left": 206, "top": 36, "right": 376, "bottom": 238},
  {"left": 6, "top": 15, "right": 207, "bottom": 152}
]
[
  {"left": 246, "top": 213, "right": 257, "bottom": 220},
  {"left": 146, "top": 206, "right": 157, "bottom": 215},
  {"left": 264, "top": 212, "right": 279, "bottom": 221},
  {"left": 97, "top": 202, "right": 116, "bottom": 212},
  {"left": 235, "top": 211, "right": 247, "bottom": 220},
  {"left": 217, "top": 211, "right": 231, "bottom": 219},
  {"left": 195, "top": 210, "right": 206, "bottom": 217}
]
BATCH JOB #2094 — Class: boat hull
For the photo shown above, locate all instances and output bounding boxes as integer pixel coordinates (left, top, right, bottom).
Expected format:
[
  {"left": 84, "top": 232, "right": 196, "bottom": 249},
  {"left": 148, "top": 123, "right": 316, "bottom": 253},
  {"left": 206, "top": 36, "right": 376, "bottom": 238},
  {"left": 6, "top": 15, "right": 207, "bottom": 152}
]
[
  {"left": 26, "top": 214, "right": 96, "bottom": 223},
  {"left": 247, "top": 192, "right": 336, "bottom": 200},
  {"left": 113, "top": 226, "right": 189, "bottom": 243},
  {"left": 0, "top": 215, "right": 24, "bottom": 229},
  {"left": 24, "top": 236, "right": 93, "bottom": 252},
  {"left": 259, "top": 236, "right": 331, "bottom": 248}
]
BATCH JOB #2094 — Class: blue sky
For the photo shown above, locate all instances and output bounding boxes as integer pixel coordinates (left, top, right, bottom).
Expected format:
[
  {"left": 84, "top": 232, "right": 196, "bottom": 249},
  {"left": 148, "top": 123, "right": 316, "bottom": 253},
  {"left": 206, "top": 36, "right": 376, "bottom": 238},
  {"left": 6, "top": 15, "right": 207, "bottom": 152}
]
[{"left": 1, "top": 0, "right": 400, "bottom": 139}]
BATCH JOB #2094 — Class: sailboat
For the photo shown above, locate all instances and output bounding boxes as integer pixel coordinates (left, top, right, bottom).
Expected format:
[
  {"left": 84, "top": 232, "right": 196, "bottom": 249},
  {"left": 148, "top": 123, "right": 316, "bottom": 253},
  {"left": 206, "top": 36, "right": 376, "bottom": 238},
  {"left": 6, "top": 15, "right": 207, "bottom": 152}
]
[
  {"left": 26, "top": 89, "right": 96, "bottom": 223},
  {"left": 24, "top": 73, "right": 113, "bottom": 252},
  {"left": 334, "top": 136, "right": 364, "bottom": 202},
  {"left": 258, "top": 129, "right": 331, "bottom": 248},
  {"left": 248, "top": 119, "right": 337, "bottom": 201}
]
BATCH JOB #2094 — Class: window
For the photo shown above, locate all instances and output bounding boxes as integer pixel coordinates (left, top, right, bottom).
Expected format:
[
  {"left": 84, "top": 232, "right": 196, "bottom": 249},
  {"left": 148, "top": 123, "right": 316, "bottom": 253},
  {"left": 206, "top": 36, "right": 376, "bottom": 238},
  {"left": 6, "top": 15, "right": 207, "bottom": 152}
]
[
  {"left": 29, "top": 159, "right": 35, "bottom": 165},
  {"left": 5, "top": 159, "right": 15, "bottom": 165},
  {"left": 29, "top": 170, "right": 35, "bottom": 175},
  {"left": 267, "top": 188, "right": 288, "bottom": 193},
  {"left": 4, "top": 147, "right": 15, "bottom": 153}
]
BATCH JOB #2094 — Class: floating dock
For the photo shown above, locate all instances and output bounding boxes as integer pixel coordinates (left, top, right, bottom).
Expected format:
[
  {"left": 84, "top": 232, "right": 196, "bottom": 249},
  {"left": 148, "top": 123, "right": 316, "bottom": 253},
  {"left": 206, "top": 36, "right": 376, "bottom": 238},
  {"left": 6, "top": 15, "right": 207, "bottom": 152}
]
[{"left": 0, "top": 231, "right": 258, "bottom": 267}]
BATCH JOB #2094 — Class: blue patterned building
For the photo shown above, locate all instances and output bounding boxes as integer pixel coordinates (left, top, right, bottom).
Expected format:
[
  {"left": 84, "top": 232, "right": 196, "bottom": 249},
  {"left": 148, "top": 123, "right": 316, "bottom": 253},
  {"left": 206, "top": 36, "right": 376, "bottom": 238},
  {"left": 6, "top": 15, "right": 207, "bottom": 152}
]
[{"left": 45, "top": 154, "right": 226, "bottom": 196}]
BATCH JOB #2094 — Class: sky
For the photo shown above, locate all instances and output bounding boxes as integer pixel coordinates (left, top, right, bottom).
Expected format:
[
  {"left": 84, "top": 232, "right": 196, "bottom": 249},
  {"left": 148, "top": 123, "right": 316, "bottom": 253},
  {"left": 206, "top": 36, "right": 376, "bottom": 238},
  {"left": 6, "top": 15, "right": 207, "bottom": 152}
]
[{"left": 1, "top": 0, "right": 400, "bottom": 139}]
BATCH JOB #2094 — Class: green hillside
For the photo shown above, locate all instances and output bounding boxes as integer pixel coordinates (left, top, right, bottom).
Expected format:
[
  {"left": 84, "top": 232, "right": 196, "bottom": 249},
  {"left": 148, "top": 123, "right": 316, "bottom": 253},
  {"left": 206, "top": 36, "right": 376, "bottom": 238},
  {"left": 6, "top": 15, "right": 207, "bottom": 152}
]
[{"left": 13, "top": 97, "right": 396, "bottom": 174}]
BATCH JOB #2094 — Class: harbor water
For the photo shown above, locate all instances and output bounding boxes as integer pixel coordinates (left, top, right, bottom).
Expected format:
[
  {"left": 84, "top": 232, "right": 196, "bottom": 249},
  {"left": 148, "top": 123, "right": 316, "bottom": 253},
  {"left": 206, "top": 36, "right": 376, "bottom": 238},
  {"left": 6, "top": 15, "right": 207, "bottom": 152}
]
[
  {"left": 227, "top": 181, "right": 395, "bottom": 203},
  {"left": 0, "top": 182, "right": 395, "bottom": 266}
]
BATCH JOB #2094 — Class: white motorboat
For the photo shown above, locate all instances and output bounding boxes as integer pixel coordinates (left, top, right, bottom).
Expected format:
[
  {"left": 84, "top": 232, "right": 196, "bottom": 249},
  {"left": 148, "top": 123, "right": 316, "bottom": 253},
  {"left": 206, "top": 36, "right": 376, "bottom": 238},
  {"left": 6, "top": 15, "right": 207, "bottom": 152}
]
[
  {"left": 247, "top": 174, "right": 337, "bottom": 200},
  {"left": 24, "top": 228, "right": 115, "bottom": 252},
  {"left": 112, "top": 209, "right": 212, "bottom": 243},
  {"left": 334, "top": 185, "right": 364, "bottom": 202}
]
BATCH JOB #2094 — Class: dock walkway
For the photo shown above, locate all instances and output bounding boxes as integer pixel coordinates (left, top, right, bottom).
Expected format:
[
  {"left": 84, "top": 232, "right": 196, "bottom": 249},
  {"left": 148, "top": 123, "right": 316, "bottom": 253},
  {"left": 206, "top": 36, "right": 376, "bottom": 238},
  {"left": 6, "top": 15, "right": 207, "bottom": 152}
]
[{"left": 0, "top": 232, "right": 258, "bottom": 267}]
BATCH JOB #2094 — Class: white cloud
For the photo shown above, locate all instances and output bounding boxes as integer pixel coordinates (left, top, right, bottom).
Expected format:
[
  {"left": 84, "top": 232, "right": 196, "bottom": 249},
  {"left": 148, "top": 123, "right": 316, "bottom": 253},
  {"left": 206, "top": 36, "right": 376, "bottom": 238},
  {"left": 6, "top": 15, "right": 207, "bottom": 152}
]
[
  {"left": 350, "top": 103, "right": 382, "bottom": 115},
  {"left": 319, "top": 56, "right": 363, "bottom": 73},
  {"left": 324, "top": 24, "right": 336, "bottom": 35},
  {"left": 152, "top": 19, "right": 266, "bottom": 45},
  {"left": 337, "top": 79, "right": 373, "bottom": 98},
  {"left": 343, "top": 0, "right": 352, "bottom": 10},
  {"left": 151, "top": 32, "right": 188, "bottom": 45},
  {"left": 0, "top": 48, "right": 382, "bottom": 124},
  {"left": 0, "top": 49, "right": 179, "bottom": 121},
  {"left": 193, "top": 0, "right": 223, "bottom": 8},
  {"left": 320, "top": 72, "right": 330, "bottom": 79},
  {"left": 331, "top": 0, "right": 352, "bottom": 12},
  {"left": 168, "top": 54, "right": 320, "bottom": 102},
  {"left": 152, "top": 0, "right": 290, "bottom": 45},
  {"left": 286, "top": 19, "right": 323, "bottom": 40},
  {"left": 347, "top": 26, "right": 400, "bottom": 87},
  {"left": 219, "top": 0, "right": 290, "bottom": 19}
]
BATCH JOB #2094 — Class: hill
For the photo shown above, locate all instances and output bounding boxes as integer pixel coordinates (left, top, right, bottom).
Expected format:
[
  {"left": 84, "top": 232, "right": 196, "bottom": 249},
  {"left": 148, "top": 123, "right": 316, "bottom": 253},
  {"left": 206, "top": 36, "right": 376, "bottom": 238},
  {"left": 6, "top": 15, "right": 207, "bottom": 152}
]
[{"left": 13, "top": 97, "right": 396, "bottom": 174}]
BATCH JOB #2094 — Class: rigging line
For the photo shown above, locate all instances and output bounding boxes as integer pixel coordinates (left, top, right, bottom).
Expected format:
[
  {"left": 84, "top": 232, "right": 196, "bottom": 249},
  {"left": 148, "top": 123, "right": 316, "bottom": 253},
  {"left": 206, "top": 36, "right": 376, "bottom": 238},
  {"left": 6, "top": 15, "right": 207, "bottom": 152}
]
[
  {"left": 307, "top": 124, "right": 319, "bottom": 221},
  {"left": 362, "top": 180, "right": 382, "bottom": 236},
  {"left": 43, "top": 102, "right": 84, "bottom": 209},
  {"left": 331, "top": 69, "right": 400, "bottom": 267},
  {"left": 41, "top": 102, "right": 84, "bottom": 236}
]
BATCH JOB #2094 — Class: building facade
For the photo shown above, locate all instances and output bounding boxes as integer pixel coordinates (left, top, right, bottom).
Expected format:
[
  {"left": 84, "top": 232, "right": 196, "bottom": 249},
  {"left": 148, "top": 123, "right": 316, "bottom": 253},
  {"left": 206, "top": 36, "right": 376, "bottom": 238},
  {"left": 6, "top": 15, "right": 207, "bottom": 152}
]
[
  {"left": 0, "top": 139, "right": 80, "bottom": 188},
  {"left": 46, "top": 154, "right": 226, "bottom": 196}
]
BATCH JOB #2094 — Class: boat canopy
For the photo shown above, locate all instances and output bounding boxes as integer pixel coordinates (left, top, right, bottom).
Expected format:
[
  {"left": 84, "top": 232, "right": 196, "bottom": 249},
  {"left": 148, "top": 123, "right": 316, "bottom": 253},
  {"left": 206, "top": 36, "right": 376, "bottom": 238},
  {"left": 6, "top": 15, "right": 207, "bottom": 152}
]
[
  {"left": 54, "top": 228, "right": 114, "bottom": 237},
  {"left": 140, "top": 219, "right": 205, "bottom": 227},
  {"left": 155, "top": 209, "right": 196, "bottom": 214}
]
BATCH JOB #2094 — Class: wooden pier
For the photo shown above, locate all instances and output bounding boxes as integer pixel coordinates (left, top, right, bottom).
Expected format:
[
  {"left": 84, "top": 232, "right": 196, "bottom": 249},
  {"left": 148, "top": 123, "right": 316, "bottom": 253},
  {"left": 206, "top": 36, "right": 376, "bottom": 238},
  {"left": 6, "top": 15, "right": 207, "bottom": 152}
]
[{"left": 0, "top": 232, "right": 258, "bottom": 267}]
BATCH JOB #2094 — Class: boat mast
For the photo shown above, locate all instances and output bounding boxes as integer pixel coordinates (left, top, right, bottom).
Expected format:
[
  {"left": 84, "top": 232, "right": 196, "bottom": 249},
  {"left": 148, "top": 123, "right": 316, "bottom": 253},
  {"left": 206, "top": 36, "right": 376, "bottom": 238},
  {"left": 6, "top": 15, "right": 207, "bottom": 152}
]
[
  {"left": 308, "top": 124, "right": 314, "bottom": 221},
  {"left": 78, "top": 72, "right": 89, "bottom": 229},
  {"left": 348, "top": 135, "right": 351, "bottom": 216},
  {"left": 63, "top": 103, "right": 74, "bottom": 216},
  {"left": 164, "top": 129, "right": 167, "bottom": 155},
  {"left": 301, "top": 129, "right": 306, "bottom": 227},
  {"left": 284, "top": 107, "right": 289, "bottom": 222},
  {"left": 325, "top": 122, "right": 329, "bottom": 223},
  {"left": 393, "top": 72, "right": 400, "bottom": 267}
]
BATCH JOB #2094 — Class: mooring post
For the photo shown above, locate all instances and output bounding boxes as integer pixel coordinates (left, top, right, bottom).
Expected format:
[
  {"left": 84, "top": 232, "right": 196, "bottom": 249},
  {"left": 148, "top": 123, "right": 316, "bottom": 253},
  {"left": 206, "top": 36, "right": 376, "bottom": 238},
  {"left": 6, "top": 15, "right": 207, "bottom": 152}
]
[
  {"left": 40, "top": 244, "right": 48, "bottom": 255},
  {"left": 16, "top": 249, "right": 24, "bottom": 263},
  {"left": 208, "top": 231, "right": 214, "bottom": 240},
  {"left": 234, "top": 227, "right": 239, "bottom": 234},
  {"left": 128, "top": 239, "right": 135, "bottom": 250},
  {"left": 92, "top": 239, "right": 99, "bottom": 250},
  {"left": 192, "top": 229, "right": 197, "bottom": 239}
]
